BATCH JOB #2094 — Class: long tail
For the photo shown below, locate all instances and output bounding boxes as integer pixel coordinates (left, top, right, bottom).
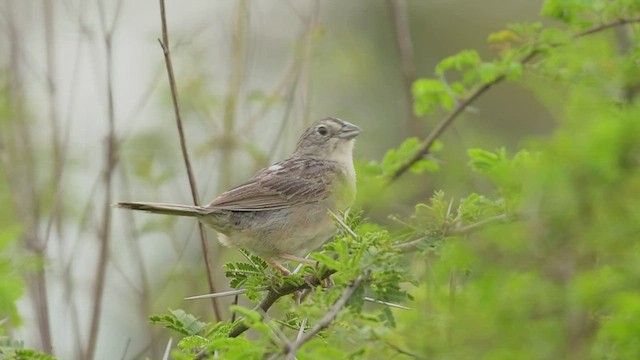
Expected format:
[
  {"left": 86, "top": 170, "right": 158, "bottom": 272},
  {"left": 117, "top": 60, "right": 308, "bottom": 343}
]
[{"left": 114, "top": 201, "right": 211, "bottom": 217}]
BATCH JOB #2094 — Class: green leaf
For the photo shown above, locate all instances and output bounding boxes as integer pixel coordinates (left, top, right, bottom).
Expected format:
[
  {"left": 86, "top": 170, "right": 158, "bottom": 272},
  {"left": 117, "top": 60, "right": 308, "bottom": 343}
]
[
  {"left": 436, "top": 50, "right": 482, "bottom": 75},
  {"left": 309, "top": 253, "right": 343, "bottom": 271},
  {"left": 230, "top": 305, "right": 262, "bottom": 324},
  {"left": 149, "top": 309, "right": 209, "bottom": 336},
  {"left": 412, "top": 79, "right": 454, "bottom": 115}
]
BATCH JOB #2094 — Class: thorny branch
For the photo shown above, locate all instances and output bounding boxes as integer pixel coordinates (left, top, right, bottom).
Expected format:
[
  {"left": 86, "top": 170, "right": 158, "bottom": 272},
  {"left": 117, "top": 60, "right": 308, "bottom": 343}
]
[
  {"left": 227, "top": 268, "right": 337, "bottom": 338},
  {"left": 283, "top": 272, "right": 368, "bottom": 359},
  {"left": 157, "top": 0, "right": 222, "bottom": 321}
]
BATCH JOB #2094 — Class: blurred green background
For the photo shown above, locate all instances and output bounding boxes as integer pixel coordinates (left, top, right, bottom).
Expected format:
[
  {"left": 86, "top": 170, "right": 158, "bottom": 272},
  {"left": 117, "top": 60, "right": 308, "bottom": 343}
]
[{"left": 4, "top": 0, "right": 639, "bottom": 359}]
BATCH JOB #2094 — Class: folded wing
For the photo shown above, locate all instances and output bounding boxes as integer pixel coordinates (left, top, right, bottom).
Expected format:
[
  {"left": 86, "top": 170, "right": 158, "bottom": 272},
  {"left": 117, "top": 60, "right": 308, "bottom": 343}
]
[{"left": 206, "top": 158, "right": 340, "bottom": 212}]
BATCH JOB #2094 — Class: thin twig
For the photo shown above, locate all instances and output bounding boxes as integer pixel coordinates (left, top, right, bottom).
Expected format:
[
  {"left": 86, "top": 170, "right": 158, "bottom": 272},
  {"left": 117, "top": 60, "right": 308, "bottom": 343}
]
[
  {"left": 258, "top": 308, "right": 292, "bottom": 349},
  {"left": 448, "top": 213, "right": 511, "bottom": 235},
  {"left": 42, "top": 0, "right": 65, "bottom": 254},
  {"left": 184, "top": 287, "right": 269, "bottom": 300},
  {"left": 390, "top": 79, "right": 500, "bottom": 181},
  {"left": 162, "top": 338, "right": 173, "bottom": 360},
  {"left": 393, "top": 213, "right": 512, "bottom": 252},
  {"left": 2, "top": 3, "right": 53, "bottom": 354},
  {"left": 573, "top": 17, "right": 640, "bottom": 38},
  {"left": 296, "top": 317, "right": 308, "bottom": 342},
  {"left": 117, "top": 169, "right": 156, "bottom": 355},
  {"left": 390, "top": 16, "right": 640, "bottom": 181},
  {"left": 386, "top": 0, "right": 421, "bottom": 134},
  {"left": 86, "top": 1, "right": 123, "bottom": 358},
  {"left": 327, "top": 209, "right": 357, "bottom": 238},
  {"left": 220, "top": 0, "right": 249, "bottom": 190},
  {"left": 384, "top": 340, "right": 427, "bottom": 359},
  {"left": 265, "top": 1, "right": 318, "bottom": 161},
  {"left": 157, "top": 0, "right": 222, "bottom": 321},
  {"left": 119, "top": 338, "right": 131, "bottom": 360},
  {"left": 283, "top": 272, "right": 367, "bottom": 359},
  {"left": 363, "top": 297, "right": 411, "bottom": 310},
  {"left": 186, "top": 288, "right": 409, "bottom": 309}
]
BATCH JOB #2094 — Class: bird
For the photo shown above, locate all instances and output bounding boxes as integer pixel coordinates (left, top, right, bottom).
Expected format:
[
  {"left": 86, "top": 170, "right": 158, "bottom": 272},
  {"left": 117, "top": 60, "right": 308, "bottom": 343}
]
[{"left": 115, "top": 117, "right": 360, "bottom": 275}]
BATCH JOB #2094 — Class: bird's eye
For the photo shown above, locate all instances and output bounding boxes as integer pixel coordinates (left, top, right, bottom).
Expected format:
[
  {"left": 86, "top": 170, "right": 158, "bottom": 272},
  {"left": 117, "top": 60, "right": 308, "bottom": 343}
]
[{"left": 317, "top": 125, "right": 328, "bottom": 136}]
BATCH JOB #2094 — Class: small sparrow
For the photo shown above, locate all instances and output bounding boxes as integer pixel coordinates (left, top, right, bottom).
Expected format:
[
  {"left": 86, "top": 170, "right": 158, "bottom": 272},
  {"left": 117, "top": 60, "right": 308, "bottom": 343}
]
[{"left": 116, "top": 117, "right": 360, "bottom": 274}]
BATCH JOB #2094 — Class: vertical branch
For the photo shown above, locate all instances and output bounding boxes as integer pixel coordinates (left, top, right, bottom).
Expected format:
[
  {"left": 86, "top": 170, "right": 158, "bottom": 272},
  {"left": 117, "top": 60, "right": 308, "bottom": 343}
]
[
  {"left": 3, "top": 2, "right": 52, "bottom": 353},
  {"left": 157, "top": 0, "right": 222, "bottom": 321},
  {"left": 296, "top": 0, "right": 319, "bottom": 129},
  {"left": 86, "top": 0, "right": 123, "bottom": 358},
  {"left": 118, "top": 169, "right": 157, "bottom": 358},
  {"left": 43, "top": 0, "right": 63, "bottom": 229},
  {"left": 220, "top": 0, "right": 249, "bottom": 190},
  {"left": 40, "top": 2, "right": 61, "bottom": 351},
  {"left": 386, "top": 0, "right": 421, "bottom": 134},
  {"left": 266, "top": 2, "right": 318, "bottom": 160}
]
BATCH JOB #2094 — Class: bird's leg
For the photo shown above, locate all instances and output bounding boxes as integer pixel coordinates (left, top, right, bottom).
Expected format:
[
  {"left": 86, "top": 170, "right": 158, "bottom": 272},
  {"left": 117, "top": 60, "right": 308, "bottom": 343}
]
[
  {"left": 278, "top": 253, "right": 318, "bottom": 267},
  {"left": 265, "top": 258, "right": 303, "bottom": 303},
  {"left": 265, "top": 259, "right": 291, "bottom": 276},
  {"left": 279, "top": 253, "right": 334, "bottom": 288}
]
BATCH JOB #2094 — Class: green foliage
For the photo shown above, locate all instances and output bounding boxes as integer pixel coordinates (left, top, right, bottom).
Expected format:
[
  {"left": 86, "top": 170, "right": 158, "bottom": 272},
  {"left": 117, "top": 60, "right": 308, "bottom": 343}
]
[
  {"left": 541, "top": 0, "right": 640, "bottom": 27},
  {"left": 224, "top": 248, "right": 269, "bottom": 289},
  {"left": 0, "top": 337, "right": 57, "bottom": 360},
  {"left": 0, "top": 225, "right": 23, "bottom": 327},
  {"left": 412, "top": 78, "right": 456, "bottom": 115},
  {"left": 150, "top": 309, "right": 210, "bottom": 336},
  {"left": 364, "top": 137, "right": 442, "bottom": 178}
]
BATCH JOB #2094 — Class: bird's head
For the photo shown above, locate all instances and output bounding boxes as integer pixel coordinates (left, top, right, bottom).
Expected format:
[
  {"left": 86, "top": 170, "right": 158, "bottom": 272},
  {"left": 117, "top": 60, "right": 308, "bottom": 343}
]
[{"left": 293, "top": 117, "right": 361, "bottom": 163}]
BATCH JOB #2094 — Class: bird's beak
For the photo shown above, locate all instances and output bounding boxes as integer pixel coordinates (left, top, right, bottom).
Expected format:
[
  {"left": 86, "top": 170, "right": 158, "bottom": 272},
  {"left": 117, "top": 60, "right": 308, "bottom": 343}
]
[{"left": 337, "top": 122, "right": 361, "bottom": 139}]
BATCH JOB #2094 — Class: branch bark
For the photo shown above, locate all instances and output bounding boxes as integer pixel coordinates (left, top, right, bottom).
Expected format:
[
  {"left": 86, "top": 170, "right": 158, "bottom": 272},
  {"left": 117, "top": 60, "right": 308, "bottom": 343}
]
[{"left": 227, "top": 269, "right": 336, "bottom": 338}]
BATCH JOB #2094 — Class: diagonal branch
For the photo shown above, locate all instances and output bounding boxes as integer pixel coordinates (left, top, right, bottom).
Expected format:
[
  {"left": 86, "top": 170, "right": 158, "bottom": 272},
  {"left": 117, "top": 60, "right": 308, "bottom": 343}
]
[
  {"left": 157, "top": 0, "right": 222, "bottom": 321},
  {"left": 227, "top": 269, "right": 336, "bottom": 338},
  {"left": 390, "top": 16, "right": 640, "bottom": 181},
  {"left": 283, "top": 272, "right": 367, "bottom": 359}
]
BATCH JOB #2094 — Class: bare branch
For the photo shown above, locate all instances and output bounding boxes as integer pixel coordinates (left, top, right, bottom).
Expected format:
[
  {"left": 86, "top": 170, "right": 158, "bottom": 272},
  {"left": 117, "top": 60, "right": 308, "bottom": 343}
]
[
  {"left": 157, "top": 0, "right": 222, "bottom": 321},
  {"left": 86, "top": 1, "right": 123, "bottom": 358},
  {"left": 162, "top": 338, "right": 173, "bottom": 360}
]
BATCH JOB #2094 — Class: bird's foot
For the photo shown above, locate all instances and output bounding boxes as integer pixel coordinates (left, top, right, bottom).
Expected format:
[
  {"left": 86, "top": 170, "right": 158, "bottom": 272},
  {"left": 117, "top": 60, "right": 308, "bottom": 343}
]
[
  {"left": 266, "top": 259, "right": 291, "bottom": 276},
  {"left": 321, "top": 276, "right": 334, "bottom": 288},
  {"left": 278, "top": 253, "right": 318, "bottom": 267}
]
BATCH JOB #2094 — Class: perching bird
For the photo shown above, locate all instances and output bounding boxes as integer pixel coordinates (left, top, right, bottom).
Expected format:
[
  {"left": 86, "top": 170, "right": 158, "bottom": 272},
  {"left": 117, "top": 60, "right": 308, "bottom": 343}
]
[{"left": 116, "top": 117, "right": 360, "bottom": 274}]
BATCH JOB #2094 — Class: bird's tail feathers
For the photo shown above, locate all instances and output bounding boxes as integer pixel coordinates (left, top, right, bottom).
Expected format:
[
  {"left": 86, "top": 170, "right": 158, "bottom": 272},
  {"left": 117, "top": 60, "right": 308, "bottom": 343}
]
[{"left": 114, "top": 201, "right": 210, "bottom": 217}]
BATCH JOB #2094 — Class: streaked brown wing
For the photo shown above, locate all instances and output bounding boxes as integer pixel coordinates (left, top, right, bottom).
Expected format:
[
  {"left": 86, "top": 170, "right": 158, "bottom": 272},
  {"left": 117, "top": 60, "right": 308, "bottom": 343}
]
[{"left": 206, "top": 158, "right": 339, "bottom": 212}]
